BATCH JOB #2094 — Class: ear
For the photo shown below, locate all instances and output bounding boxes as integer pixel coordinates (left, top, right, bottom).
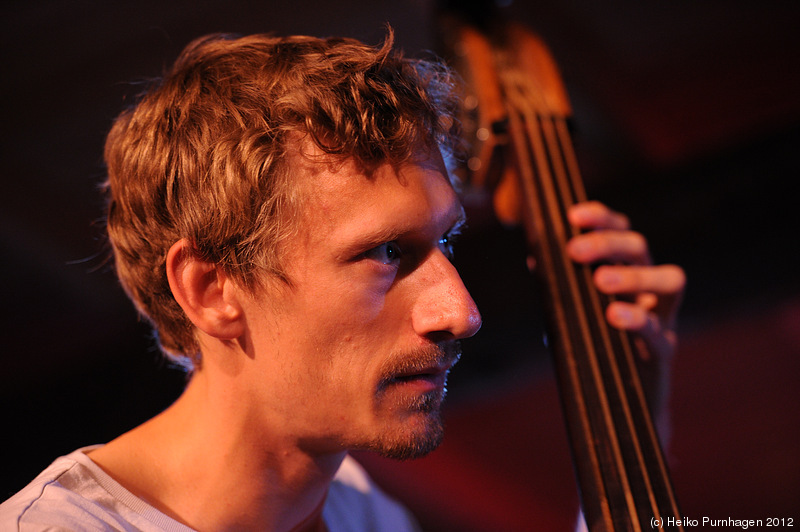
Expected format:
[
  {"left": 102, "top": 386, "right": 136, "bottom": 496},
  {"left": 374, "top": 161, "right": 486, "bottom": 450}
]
[{"left": 166, "top": 239, "right": 245, "bottom": 340}]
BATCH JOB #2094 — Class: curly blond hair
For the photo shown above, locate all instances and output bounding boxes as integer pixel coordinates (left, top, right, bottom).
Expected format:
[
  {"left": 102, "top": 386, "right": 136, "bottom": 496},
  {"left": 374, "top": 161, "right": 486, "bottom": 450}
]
[{"left": 103, "top": 29, "right": 462, "bottom": 367}]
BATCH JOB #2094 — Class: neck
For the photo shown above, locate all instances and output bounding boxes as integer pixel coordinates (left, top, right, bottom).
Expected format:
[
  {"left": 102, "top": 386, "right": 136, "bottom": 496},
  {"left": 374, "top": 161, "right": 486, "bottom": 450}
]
[{"left": 89, "top": 371, "right": 345, "bottom": 532}]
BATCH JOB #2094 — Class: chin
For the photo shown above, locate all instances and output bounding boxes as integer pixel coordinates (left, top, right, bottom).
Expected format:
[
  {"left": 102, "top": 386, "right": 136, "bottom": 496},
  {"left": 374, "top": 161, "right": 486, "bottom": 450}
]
[
  {"left": 366, "top": 409, "right": 446, "bottom": 461},
  {"left": 357, "top": 382, "right": 450, "bottom": 460}
]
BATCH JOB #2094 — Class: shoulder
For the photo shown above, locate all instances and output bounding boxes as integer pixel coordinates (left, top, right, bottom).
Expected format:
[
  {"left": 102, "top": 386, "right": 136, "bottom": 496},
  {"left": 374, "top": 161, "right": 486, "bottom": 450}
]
[
  {"left": 0, "top": 447, "right": 193, "bottom": 532},
  {"left": 324, "top": 455, "right": 420, "bottom": 532},
  {"left": 1, "top": 447, "right": 105, "bottom": 531}
]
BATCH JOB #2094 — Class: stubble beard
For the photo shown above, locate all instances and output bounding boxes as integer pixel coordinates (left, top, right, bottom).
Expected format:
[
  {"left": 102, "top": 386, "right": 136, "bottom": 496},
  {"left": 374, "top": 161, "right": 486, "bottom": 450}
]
[
  {"left": 364, "top": 342, "right": 460, "bottom": 460},
  {"left": 373, "top": 398, "right": 445, "bottom": 460}
]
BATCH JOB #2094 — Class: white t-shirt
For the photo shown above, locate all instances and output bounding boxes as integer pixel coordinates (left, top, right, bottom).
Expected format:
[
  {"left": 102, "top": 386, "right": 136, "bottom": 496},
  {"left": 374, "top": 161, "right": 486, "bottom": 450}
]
[{"left": 0, "top": 446, "right": 419, "bottom": 531}]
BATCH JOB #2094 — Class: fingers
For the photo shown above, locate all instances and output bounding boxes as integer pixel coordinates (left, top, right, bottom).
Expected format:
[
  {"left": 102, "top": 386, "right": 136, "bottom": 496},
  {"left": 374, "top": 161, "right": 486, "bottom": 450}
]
[
  {"left": 566, "top": 202, "right": 652, "bottom": 265},
  {"left": 606, "top": 301, "right": 678, "bottom": 362},
  {"left": 605, "top": 300, "right": 649, "bottom": 330},
  {"left": 564, "top": 201, "right": 684, "bottom": 370},
  {"left": 596, "top": 264, "right": 686, "bottom": 331},
  {"left": 567, "top": 230, "right": 651, "bottom": 265},
  {"left": 593, "top": 264, "right": 686, "bottom": 297},
  {"left": 567, "top": 201, "right": 630, "bottom": 231}
]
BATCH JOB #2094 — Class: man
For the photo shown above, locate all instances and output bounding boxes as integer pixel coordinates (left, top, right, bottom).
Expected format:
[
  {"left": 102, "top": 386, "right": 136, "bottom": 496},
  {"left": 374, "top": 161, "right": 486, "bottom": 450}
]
[{"left": 1, "top": 30, "right": 684, "bottom": 531}]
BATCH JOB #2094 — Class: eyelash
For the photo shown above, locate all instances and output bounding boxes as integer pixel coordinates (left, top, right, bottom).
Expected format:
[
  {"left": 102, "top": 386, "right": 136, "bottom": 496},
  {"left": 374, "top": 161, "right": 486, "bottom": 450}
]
[
  {"left": 441, "top": 222, "right": 464, "bottom": 259},
  {"left": 438, "top": 232, "right": 457, "bottom": 260},
  {"left": 363, "top": 241, "right": 403, "bottom": 266},
  {"left": 364, "top": 228, "right": 461, "bottom": 267}
]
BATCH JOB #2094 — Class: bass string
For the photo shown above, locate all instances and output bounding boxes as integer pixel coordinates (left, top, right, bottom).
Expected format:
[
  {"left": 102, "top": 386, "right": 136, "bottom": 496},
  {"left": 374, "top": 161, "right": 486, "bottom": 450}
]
[
  {"left": 501, "top": 63, "right": 684, "bottom": 530},
  {"left": 542, "top": 110, "right": 670, "bottom": 527},
  {"left": 552, "top": 116, "right": 683, "bottom": 524},
  {"left": 499, "top": 67, "right": 638, "bottom": 530}
]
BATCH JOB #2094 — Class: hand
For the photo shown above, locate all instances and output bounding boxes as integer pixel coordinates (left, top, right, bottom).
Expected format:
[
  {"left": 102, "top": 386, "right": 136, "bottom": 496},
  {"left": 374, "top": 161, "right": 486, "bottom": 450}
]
[
  {"left": 564, "top": 201, "right": 685, "bottom": 432},
  {"left": 564, "top": 201, "right": 685, "bottom": 360}
]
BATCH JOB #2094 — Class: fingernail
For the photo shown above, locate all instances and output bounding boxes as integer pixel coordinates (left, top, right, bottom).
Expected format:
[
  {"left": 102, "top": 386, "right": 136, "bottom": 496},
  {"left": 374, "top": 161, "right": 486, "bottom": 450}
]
[
  {"left": 566, "top": 207, "right": 581, "bottom": 225},
  {"left": 613, "top": 306, "right": 633, "bottom": 325},
  {"left": 567, "top": 239, "right": 589, "bottom": 258},
  {"left": 598, "top": 270, "right": 621, "bottom": 288}
]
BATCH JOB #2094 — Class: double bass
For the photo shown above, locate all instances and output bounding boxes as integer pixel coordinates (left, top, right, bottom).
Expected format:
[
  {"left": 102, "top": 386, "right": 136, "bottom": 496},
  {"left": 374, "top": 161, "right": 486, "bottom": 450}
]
[{"left": 438, "top": 7, "right": 685, "bottom": 531}]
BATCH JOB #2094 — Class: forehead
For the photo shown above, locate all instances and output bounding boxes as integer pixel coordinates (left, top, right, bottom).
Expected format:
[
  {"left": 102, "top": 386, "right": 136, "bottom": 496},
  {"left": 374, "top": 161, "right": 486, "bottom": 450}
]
[{"left": 288, "top": 145, "right": 462, "bottom": 250}]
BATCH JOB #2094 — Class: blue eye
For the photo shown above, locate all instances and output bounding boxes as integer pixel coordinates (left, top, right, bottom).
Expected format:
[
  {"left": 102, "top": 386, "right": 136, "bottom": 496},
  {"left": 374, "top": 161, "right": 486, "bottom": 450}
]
[
  {"left": 364, "top": 241, "right": 402, "bottom": 266},
  {"left": 439, "top": 233, "right": 457, "bottom": 260}
]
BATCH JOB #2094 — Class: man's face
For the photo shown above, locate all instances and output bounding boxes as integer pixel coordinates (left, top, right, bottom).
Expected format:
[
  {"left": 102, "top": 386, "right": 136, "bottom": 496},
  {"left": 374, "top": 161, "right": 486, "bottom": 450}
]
[{"left": 240, "top": 148, "right": 481, "bottom": 460}]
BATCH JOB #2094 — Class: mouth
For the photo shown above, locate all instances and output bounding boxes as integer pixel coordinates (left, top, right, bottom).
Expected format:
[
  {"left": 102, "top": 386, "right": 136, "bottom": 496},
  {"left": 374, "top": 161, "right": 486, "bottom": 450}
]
[
  {"left": 382, "top": 348, "right": 461, "bottom": 394},
  {"left": 390, "top": 361, "right": 454, "bottom": 383}
]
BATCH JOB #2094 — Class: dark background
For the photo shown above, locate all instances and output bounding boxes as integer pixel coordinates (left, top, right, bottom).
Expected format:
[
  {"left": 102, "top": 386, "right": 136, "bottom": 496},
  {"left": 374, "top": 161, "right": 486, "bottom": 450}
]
[{"left": 2, "top": 1, "right": 798, "bottom": 530}]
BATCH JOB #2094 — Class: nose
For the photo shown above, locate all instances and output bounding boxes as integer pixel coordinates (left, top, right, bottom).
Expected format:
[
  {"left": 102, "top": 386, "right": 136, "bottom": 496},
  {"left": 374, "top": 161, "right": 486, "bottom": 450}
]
[{"left": 411, "top": 251, "right": 482, "bottom": 341}]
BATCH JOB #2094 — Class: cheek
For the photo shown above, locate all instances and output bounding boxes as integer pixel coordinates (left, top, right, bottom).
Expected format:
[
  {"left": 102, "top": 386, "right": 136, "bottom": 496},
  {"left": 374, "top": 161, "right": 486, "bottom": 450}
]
[
  {"left": 308, "top": 286, "right": 402, "bottom": 373},
  {"left": 290, "top": 266, "right": 403, "bottom": 355},
  {"left": 330, "top": 273, "right": 396, "bottom": 323}
]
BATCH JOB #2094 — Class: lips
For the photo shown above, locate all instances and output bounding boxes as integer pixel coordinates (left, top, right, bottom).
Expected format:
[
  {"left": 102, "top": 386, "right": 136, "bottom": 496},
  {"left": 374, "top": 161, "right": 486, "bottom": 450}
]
[
  {"left": 390, "top": 362, "right": 454, "bottom": 384},
  {"left": 380, "top": 345, "right": 461, "bottom": 392}
]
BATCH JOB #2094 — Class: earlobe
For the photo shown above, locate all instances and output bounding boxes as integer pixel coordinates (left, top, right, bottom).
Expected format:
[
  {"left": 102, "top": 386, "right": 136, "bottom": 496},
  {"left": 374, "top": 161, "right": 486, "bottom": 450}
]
[{"left": 166, "top": 239, "right": 245, "bottom": 340}]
